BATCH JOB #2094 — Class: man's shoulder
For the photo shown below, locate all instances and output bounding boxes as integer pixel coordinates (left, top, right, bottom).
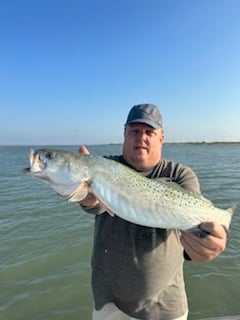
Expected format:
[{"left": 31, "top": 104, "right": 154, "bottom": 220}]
[
  {"left": 154, "top": 158, "right": 191, "bottom": 176},
  {"left": 155, "top": 159, "right": 201, "bottom": 194}
]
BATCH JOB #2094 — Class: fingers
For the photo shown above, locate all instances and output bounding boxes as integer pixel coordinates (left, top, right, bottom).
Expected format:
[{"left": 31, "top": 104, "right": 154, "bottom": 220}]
[
  {"left": 79, "top": 145, "right": 90, "bottom": 154},
  {"left": 181, "top": 233, "right": 208, "bottom": 261},
  {"left": 199, "top": 221, "right": 228, "bottom": 238},
  {"left": 80, "top": 193, "right": 100, "bottom": 207},
  {"left": 181, "top": 222, "right": 228, "bottom": 261}
]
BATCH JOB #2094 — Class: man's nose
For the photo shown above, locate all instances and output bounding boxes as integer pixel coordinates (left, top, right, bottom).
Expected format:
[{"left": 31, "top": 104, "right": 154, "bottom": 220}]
[{"left": 136, "top": 131, "right": 147, "bottom": 140}]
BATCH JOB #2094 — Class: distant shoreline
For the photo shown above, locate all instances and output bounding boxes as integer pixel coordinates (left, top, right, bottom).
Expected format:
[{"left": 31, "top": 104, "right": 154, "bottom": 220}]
[
  {"left": 1, "top": 141, "right": 240, "bottom": 147},
  {"left": 165, "top": 141, "right": 240, "bottom": 145},
  {"left": 109, "top": 141, "right": 240, "bottom": 145}
]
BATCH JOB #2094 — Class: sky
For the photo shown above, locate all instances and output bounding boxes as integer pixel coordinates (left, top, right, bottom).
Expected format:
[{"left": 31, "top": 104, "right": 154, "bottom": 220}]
[{"left": 1, "top": 0, "right": 240, "bottom": 145}]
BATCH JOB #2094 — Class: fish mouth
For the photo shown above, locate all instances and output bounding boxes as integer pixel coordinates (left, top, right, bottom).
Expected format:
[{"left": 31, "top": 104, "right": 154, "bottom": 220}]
[
  {"left": 23, "top": 167, "right": 31, "bottom": 174},
  {"left": 23, "top": 149, "right": 47, "bottom": 175}
]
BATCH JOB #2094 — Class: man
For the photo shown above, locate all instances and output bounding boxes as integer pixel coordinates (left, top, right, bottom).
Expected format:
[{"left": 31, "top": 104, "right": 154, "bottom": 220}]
[{"left": 79, "top": 104, "right": 227, "bottom": 320}]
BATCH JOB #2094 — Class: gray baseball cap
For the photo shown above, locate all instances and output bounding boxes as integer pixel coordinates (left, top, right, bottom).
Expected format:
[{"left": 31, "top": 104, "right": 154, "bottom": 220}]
[{"left": 125, "top": 104, "right": 163, "bottom": 129}]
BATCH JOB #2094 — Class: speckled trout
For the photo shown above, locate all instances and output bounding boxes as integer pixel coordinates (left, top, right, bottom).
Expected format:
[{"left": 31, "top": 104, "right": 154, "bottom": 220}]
[{"left": 24, "top": 149, "right": 233, "bottom": 230}]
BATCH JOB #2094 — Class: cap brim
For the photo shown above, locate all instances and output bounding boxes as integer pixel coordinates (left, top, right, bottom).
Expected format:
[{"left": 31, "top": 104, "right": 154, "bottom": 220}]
[{"left": 125, "top": 119, "right": 162, "bottom": 129}]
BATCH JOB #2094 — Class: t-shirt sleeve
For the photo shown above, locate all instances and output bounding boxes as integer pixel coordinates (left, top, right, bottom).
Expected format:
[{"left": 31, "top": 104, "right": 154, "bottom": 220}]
[{"left": 175, "top": 165, "right": 201, "bottom": 195}]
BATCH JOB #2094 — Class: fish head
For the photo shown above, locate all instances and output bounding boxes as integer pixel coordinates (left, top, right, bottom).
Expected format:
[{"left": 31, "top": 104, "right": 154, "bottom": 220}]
[
  {"left": 24, "top": 149, "right": 90, "bottom": 198},
  {"left": 24, "top": 149, "right": 47, "bottom": 175}
]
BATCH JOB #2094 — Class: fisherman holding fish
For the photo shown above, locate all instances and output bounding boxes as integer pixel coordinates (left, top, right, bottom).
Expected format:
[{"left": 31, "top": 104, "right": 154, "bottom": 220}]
[
  {"left": 24, "top": 104, "right": 230, "bottom": 320},
  {"left": 79, "top": 104, "right": 228, "bottom": 320}
]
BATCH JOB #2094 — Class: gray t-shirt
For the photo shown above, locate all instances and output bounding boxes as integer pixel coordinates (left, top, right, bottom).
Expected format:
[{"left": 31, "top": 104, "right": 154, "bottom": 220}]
[{"left": 82, "top": 156, "right": 200, "bottom": 320}]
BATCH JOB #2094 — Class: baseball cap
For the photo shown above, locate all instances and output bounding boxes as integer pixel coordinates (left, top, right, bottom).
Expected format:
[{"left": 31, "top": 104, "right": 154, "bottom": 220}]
[{"left": 125, "top": 104, "right": 163, "bottom": 129}]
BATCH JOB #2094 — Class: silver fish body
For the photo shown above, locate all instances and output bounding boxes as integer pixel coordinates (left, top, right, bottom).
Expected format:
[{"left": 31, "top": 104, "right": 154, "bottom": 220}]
[{"left": 24, "top": 149, "right": 233, "bottom": 230}]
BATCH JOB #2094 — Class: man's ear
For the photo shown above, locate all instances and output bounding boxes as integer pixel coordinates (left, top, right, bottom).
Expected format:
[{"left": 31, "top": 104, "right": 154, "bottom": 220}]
[{"left": 160, "top": 129, "right": 165, "bottom": 143}]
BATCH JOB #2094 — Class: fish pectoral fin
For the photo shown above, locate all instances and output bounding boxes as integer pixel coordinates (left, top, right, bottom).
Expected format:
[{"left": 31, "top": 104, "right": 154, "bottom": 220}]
[{"left": 68, "top": 182, "right": 89, "bottom": 202}]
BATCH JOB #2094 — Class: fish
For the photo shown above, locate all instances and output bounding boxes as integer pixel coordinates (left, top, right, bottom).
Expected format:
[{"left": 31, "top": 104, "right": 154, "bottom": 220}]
[{"left": 23, "top": 148, "right": 233, "bottom": 230}]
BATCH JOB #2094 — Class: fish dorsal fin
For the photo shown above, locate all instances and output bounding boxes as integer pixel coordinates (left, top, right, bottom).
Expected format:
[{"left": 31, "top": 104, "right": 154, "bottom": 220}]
[{"left": 68, "top": 182, "right": 89, "bottom": 202}]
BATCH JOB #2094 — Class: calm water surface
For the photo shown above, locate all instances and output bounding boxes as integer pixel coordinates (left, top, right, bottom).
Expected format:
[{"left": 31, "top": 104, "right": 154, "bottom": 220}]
[{"left": 0, "top": 144, "right": 240, "bottom": 320}]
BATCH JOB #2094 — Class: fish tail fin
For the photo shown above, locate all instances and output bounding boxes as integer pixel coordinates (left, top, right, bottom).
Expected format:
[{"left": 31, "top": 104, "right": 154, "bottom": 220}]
[
  {"left": 227, "top": 203, "right": 239, "bottom": 215},
  {"left": 224, "top": 204, "right": 238, "bottom": 230}
]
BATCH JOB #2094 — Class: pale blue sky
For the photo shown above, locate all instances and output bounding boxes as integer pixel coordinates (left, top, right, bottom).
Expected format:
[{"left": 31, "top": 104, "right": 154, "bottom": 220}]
[{"left": 1, "top": 0, "right": 240, "bottom": 145}]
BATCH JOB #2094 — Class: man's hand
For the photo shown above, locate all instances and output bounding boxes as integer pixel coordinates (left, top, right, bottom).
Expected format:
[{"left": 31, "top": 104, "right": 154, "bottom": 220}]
[
  {"left": 180, "top": 222, "right": 228, "bottom": 261},
  {"left": 78, "top": 145, "right": 100, "bottom": 207}
]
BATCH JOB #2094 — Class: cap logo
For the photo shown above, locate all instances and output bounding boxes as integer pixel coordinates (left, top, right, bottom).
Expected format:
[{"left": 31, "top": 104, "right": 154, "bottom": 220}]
[{"left": 150, "top": 110, "right": 158, "bottom": 121}]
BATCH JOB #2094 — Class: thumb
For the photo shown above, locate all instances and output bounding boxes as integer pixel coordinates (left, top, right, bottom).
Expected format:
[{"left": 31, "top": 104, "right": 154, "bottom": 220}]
[{"left": 79, "top": 145, "right": 90, "bottom": 154}]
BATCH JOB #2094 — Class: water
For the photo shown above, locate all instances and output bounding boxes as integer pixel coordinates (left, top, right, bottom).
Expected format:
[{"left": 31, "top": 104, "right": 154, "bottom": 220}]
[{"left": 0, "top": 144, "right": 240, "bottom": 320}]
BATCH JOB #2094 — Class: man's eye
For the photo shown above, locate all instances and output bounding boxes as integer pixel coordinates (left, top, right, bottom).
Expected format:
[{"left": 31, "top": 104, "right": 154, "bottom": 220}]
[{"left": 146, "top": 131, "right": 154, "bottom": 136}]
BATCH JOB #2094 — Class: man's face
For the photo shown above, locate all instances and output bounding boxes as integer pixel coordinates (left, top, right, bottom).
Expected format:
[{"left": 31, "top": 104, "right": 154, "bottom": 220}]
[{"left": 123, "top": 123, "right": 164, "bottom": 170}]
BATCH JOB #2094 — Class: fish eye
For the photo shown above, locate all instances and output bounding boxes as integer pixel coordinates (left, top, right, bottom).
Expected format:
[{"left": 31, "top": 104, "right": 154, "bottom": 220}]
[{"left": 45, "top": 151, "right": 55, "bottom": 160}]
